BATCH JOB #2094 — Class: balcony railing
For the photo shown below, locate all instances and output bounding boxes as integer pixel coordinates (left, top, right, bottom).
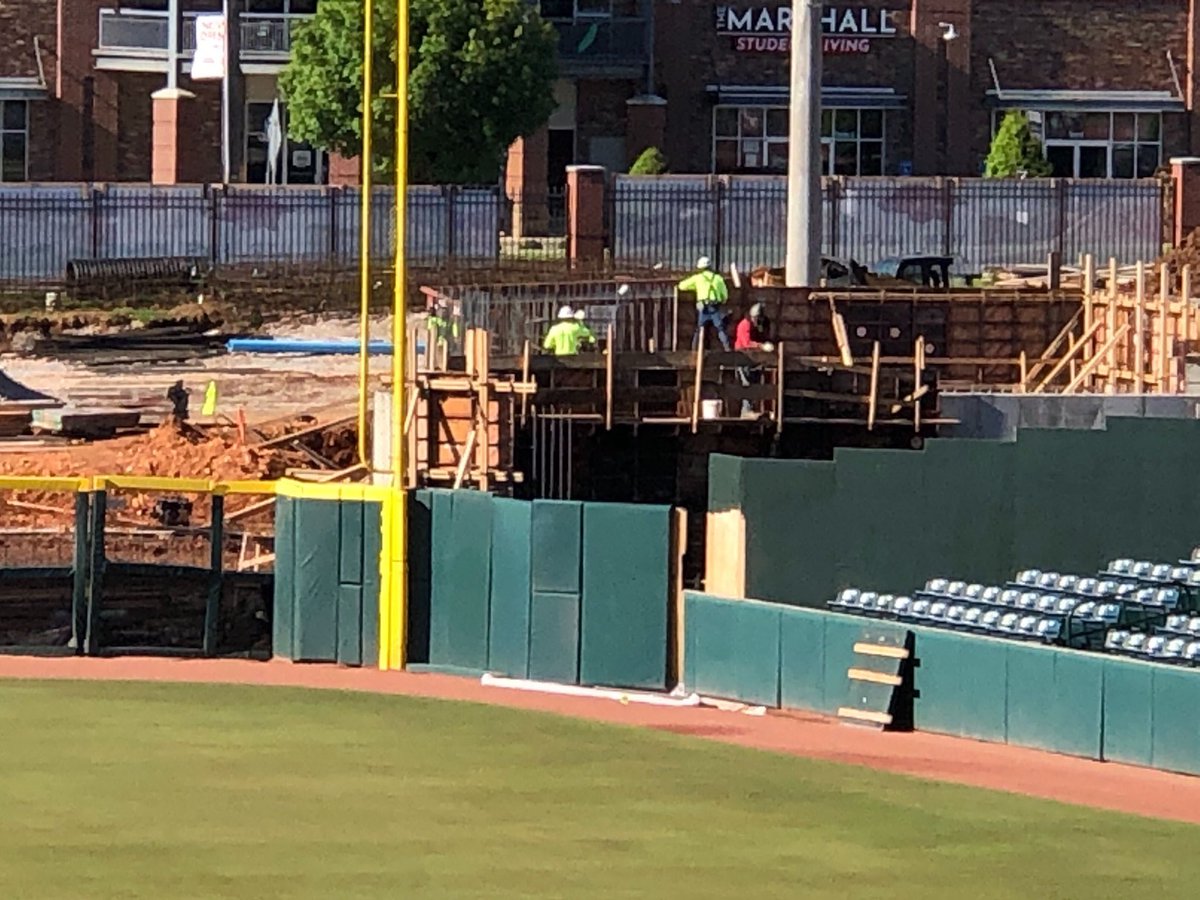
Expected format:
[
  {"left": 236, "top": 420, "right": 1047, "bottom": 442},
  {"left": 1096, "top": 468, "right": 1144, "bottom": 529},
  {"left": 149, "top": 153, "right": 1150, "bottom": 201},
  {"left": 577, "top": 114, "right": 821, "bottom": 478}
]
[
  {"left": 553, "top": 18, "right": 647, "bottom": 66},
  {"left": 96, "top": 9, "right": 310, "bottom": 60}
]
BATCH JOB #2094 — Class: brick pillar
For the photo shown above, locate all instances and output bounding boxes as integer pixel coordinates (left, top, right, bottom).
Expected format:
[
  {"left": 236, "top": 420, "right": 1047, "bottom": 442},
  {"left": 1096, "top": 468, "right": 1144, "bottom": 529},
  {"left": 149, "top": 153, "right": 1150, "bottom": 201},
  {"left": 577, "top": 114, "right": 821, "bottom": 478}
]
[
  {"left": 505, "top": 128, "right": 549, "bottom": 240},
  {"left": 151, "top": 88, "right": 204, "bottom": 185},
  {"left": 1172, "top": 157, "right": 1200, "bottom": 246},
  {"left": 626, "top": 94, "right": 668, "bottom": 167},
  {"left": 328, "top": 153, "right": 362, "bottom": 186},
  {"left": 911, "top": 0, "right": 972, "bottom": 175},
  {"left": 566, "top": 164, "right": 606, "bottom": 268}
]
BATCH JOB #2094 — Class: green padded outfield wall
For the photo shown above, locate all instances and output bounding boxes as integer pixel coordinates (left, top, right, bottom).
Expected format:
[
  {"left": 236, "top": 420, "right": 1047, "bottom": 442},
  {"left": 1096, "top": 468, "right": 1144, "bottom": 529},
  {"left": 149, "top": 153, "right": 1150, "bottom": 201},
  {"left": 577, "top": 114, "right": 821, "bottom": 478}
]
[
  {"left": 686, "top": 593, "right": 1200, "bottom": 777},
  {"left": 412, "top": 492, "right": 674, "bottom": 690},
  {"left": 709, "top": 418, "right": 1200, "bottom": 607},
  {"left": 273, "top": 496, "right": 382, "bottom": 667}
]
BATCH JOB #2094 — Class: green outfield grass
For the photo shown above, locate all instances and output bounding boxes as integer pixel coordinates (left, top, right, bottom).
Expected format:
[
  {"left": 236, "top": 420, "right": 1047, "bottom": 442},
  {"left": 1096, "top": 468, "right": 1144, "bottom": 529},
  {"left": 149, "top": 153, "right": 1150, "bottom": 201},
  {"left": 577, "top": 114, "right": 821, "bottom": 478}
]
[{"left": 0, "top": 680, "right": 1196, "bottom": 899}]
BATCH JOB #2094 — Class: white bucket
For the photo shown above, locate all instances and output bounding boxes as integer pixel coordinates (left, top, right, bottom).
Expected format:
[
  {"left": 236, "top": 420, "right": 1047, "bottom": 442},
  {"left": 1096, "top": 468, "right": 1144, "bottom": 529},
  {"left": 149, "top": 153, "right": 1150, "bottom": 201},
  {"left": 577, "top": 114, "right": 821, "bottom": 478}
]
[{"left": 700, "top": 399, "right": 723, "bottom": 420}]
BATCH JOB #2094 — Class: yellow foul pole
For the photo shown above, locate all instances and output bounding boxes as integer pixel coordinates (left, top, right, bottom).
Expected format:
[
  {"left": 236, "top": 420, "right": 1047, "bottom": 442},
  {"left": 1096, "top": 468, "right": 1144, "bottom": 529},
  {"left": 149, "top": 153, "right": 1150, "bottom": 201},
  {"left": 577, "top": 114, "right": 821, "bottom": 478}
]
[
  {"left": 387, "top": 0, "right": 409, "bottom": 669},
  {"left": 356, "top": 0, "right": 374, "bottom": 467}
]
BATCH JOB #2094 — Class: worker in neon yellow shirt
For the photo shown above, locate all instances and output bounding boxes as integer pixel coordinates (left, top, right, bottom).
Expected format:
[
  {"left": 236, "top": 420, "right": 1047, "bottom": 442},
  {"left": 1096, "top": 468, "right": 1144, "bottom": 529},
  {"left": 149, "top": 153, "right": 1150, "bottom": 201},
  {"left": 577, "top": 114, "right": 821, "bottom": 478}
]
[
  {"left": 678, "top": 256, "right": 731, "bottom": 349},
  {"left": 543, "top": 305, "right": 582, "bottom": 356}
]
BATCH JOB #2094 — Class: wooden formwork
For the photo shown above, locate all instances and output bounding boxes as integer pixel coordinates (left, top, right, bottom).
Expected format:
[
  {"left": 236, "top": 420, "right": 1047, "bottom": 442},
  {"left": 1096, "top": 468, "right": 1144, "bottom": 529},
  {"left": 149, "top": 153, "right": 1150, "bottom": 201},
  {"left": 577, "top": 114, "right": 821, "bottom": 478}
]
[
  {"left": 1019, "top": 256, "right": 1195, "bottom": 394},
  {"left": 406, "top": 326, "right": 536, "bottom": 490},
  {"left": 742, "top": 287, "right": 1082, "bottom": 391}
]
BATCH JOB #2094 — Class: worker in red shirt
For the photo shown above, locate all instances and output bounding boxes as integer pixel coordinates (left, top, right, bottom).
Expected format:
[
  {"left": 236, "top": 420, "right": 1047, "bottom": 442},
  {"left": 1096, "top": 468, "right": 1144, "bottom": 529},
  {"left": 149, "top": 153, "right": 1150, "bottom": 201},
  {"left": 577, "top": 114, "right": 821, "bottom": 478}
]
[
  {"left": 734, "top": 303, "right": 774, "bottom": 416},
  {"left": 734, "top": 303, "right": 774, "bottom": 351}
]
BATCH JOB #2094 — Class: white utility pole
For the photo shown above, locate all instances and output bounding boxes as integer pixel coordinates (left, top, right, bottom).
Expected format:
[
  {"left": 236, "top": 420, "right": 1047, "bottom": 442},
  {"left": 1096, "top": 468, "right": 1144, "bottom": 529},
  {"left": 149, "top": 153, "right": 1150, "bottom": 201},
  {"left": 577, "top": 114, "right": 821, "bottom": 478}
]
[
  {"left": 166, "top": 0, "right": 180, "bottom": 90},
  {"left": 784, "top": 0, "right": 823, "bottom": 286},
  {"left": 221, "top": 0, "right": 231, "bottom": 182}
]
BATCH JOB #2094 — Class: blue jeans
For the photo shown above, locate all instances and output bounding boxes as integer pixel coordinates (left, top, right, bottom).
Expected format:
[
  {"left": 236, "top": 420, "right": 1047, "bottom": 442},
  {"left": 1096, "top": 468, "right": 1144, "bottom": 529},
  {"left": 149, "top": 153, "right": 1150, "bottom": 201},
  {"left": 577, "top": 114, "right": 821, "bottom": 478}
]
[{"left": 693, "top": 304, "right": 731, "bottom": 350}]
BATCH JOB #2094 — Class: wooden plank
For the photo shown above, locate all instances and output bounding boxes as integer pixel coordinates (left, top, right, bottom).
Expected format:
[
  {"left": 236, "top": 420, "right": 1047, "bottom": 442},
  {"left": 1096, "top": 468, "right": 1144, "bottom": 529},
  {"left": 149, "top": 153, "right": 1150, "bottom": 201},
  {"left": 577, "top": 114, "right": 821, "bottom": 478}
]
[
  {"left": 520, "top": 339, "right": 530, "bottom": 426},
  {"left": 853, "top": 642, "right": 910, "bottom": 659},
  {"left": 775, "top": 340, "right": 785, "bottom": 435},
  {"left": 453, "top": 428, "right": 478, "bottom": 490},
  {"left": 1135, "top": 261, "right": 1147, "bottom": 393},
  {"left": 1065, "top": 323, "right": 1131, "bottom": 393},
  {"left": 690, "top": 337, "right": 704, "bottom": 434},
  {"left": 837, "top": 707, "right": 894, "bottom": 726},
  {"left": 867, "top": 341, "right": 880, "bottom": 431},
  {"left": 668, "top": 507, "right": 688, "bottom": 687},
  {"left": 1159, "top": 264, "right": 1171, "bottom": 394},
  {"left": 1032, "top": 316, "right": 1104, "bottom": 391},
  {"left": 605, "top": 324, "right": 614, "bottom": 431}
]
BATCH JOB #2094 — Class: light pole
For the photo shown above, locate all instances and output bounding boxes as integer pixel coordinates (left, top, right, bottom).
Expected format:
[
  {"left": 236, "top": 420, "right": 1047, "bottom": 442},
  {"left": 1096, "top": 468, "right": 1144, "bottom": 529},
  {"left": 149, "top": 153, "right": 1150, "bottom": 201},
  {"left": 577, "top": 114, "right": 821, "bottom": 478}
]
[{"left": 784, "top": 0, "right": 823, "bottom": 287}]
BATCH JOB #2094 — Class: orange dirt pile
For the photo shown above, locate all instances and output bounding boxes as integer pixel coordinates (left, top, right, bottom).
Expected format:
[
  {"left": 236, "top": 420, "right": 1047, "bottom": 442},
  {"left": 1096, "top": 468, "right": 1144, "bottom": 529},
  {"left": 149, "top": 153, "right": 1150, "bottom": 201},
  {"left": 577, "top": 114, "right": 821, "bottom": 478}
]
[{"left": 0, "top": 422, "right": 293, "bottom": 529}]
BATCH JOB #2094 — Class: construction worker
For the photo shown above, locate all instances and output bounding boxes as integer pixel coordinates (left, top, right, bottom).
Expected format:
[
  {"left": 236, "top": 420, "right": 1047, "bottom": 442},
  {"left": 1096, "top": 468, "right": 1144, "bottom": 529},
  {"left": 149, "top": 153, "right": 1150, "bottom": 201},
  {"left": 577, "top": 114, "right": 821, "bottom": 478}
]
[
  {"left": 678, "top": 256, "right": 731, "bottom": 350},
  {"left": 543, "top": 305, "right": 582, "bottom": 356},
  {"left": 573, "top": 308, "right": 597, "bottom": 350},
  {"left": 734, "top": 303, "right": 774, "bottom": 351},
  {"left": 428, "top": 303, "right": 459, "bottom": 347}
]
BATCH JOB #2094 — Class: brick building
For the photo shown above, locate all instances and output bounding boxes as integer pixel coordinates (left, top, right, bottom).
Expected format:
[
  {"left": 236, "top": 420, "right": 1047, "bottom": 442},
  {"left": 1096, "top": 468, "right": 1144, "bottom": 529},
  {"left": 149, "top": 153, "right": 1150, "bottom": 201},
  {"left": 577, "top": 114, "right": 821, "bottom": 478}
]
[{"left": 1, "top": 0, "right": 1198, "bottom": 188}]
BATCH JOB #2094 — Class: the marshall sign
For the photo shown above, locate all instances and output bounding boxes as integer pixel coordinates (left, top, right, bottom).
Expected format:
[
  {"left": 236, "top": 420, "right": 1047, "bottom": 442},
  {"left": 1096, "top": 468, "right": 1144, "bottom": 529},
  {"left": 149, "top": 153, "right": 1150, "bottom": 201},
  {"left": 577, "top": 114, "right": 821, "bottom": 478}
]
[{"left": 715, "top": 5, "right": 901, "bottom": 54}]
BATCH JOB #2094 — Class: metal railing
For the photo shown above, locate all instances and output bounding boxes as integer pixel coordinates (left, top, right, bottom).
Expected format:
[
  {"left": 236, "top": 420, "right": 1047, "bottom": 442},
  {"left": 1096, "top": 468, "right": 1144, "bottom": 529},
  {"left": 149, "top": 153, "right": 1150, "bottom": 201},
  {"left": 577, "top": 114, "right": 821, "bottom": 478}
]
[
  {"left": 96, "top": 8, "right": 310, "bottom": 58},
  {"left": 610, "top": 175, "right": 1171, "bottom": 274}
]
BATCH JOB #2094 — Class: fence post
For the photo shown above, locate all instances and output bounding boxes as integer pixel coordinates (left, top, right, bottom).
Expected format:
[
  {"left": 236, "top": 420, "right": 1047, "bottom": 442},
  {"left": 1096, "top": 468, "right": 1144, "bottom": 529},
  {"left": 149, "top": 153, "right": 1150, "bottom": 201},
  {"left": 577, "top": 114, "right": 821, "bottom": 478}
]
[
  {"left": 71, "top": 492, "right": 90, "bottom": 655},
  {"left": 713, "top": 175, "right": 725, "bottom": 270},
  {"left": 328, "top": 186, "right": 339, "bottom": 266},
  {"left": 826, "top": 177, "right": 839, "bottom": 258},
  {"left": 1055, "top": 178, "right": 1068, "bottom": 260},
  {"left": 566, "top": 165, "right": 607, "bottom": 269},
  {"left": 942, "top": 178, "right": 954, "bottom": 257},
  {"left": 83, "top": 489, "right": 107, "bottom": 657},
  {"left": 202, "top": 493, "right": 224, "bottom": 657},
  {"left": 445, "top": 184, "right": 458, "bottom": 269},
  {"left": 208, "top": 184, "right": 221, "bottom": 267},
  {"left": 89, "top": 184, "right": 101, "bottom": 260}
]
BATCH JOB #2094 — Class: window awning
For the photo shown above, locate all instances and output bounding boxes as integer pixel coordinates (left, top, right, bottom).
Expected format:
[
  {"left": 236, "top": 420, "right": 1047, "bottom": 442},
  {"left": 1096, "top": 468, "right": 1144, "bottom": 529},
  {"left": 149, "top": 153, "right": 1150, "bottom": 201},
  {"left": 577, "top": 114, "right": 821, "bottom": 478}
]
[
  {"left": 706, "top": 84, "right": 907, "bottom": 109},
  {"left": 0, "top": 77, "right": 48, "bottom": 101},
  {"left": 986, "top": 89, "right": 1184, "bottom": 112}
]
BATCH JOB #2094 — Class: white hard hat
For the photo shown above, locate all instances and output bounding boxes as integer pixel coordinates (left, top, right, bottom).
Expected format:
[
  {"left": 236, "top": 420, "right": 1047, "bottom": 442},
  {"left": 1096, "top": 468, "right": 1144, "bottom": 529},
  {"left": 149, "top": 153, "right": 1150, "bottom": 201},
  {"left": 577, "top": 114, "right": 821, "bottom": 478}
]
[
  {"left": 749, "top": 302, "right": 764, "bottom": 318},
  {"left": 697, "top": 256, "right": 712, "bottom": 270},
  {"left": 574, "top": 309, "right": 587, "bottom": 320},
  {"left": 557, "top": 305, "right": 574, "bottom": 320}
]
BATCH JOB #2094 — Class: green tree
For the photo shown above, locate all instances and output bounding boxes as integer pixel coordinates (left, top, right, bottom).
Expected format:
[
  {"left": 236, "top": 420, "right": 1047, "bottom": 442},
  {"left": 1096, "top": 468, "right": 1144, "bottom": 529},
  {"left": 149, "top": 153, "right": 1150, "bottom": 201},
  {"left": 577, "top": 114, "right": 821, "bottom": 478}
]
[
  {"left": 629, "top": 146, "right": 668, "bottom": 175},
  {"left": 280, "top": 0, "right": 558, "bottom": 184},
  {"left": 984, "top": 110, "right": 1053, "bottom": 178}
]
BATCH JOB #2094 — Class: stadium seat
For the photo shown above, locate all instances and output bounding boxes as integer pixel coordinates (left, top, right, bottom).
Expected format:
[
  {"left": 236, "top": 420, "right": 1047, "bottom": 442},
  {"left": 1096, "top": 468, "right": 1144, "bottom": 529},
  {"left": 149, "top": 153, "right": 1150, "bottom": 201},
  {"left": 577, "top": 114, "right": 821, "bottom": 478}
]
[
  {"left": 1185, "top": 641, "right": 1200, "bottom": 664},
  {"left": 1017, "top": 615, "right": 1039, "bottom": 636},
  {"left": 1187, "top": 570, "right": 1200, "bottom": 588},
  {"left": 1163, "top": 614, "right": 1190, "bottom": 635},
  {"left": 1143, "top": 635, "right": 1168, "bottom": 659},
  {"left": 910, "top": 599, "right": 931, "bottom": 620},
  {"left": 998, "top": 589, "right": 1020, "bottom": 607},
  {"left": 963, "top": 606, "right": 984, "bottom": 629},
  {"left": 1014, "top": 569, "right": 1041, "bottom": 586},
  {"left": 1121, "top": 633, "right": 1148, "bottom": 655},
  {"left": 1104, "top": 629, "right": 1129, "bottom": 652},
  {"left": 1095, "top": 580, "right": 1121, "bottom": 597},
  {"left": 1094, "top": 603, "right": 1122, "bottom": 624},
  {"left": 1076, "top": 577, "right": 1099, "bottom": 596},
  {"left": 892, "top": 595, "right": 913, "bottom": 618},
  {"left": 1035, "top": 572, "right": 1060, "bottom": 589},
  {"left": 1155, "top": 588, "right": 1181, "bottom": 610},
  {"left": 1192, "top": 547, "right": 1200, "bottom": 563},
  {"left": 856, "top": 592, "right": 881, "bottom": 615},
  {"left": 1108, "top": 559, "right": 1134, "bottom": 575},
  {"left": 830, "top": 589, "right": 860, "bottom": 611},
  {"left": 1017, "top": 592, "right": 1040, "bottom": 610},
  {"left": 1035, "top": 594, "right": 1059, "bottom": 614},
  {"left": 1150, "top": 563, "right": 1173, "bottom": 581},
  {"left": 1074, "top": 601, "right": 1097, "bottom": 620},
  {"left": 998, "top": 612, "right": 1021, "bottom": 634},
  {"left": 925, "top": 578, "right": 950, "bottom": 594},
  {"left": 1036, "top": 618, "right": 1063, "bottom": 643},
  {"left": 1171, "top": 566, "right": 1192, "bottom": 582},
  {"left": 1187, "top": 617, "right": 1200, "bottom": 637},
  {"left": 1054, "top": 596, "right": 1078, "bottom": 616},
  {"left": 980, "top": 586, "right": 1001, "bottom": 603},
  {"left": 1164, "top": 638, "right": 1188, "bottom": 661},
  {"left": 1056, "top": 574, "right": 1080, "bottom": 591},
  {"left": 928, "top": 601, "right": 950, "bottom": 623},
  {"left": 875, "top": 594, "right": 895, "bottom": 616},
  {"left": 945, "top": 581, "right": 967, "bottom": 599},
  {"left": 963, "top": 584, "right": 984, "bottom": 601},
  {"left": 1131, "top": 561, "right": 1153, "bottom": 578},
  {"left": 980, "top": 609, "right": 1002, "bottom": 631}
]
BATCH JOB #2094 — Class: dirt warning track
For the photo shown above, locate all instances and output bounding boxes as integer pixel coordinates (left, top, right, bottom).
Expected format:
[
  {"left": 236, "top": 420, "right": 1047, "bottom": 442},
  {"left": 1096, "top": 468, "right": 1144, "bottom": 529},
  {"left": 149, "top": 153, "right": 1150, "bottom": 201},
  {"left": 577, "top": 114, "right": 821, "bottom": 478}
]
[{"left": 2, "top": 655, "right": 1198, "bottom": 826}]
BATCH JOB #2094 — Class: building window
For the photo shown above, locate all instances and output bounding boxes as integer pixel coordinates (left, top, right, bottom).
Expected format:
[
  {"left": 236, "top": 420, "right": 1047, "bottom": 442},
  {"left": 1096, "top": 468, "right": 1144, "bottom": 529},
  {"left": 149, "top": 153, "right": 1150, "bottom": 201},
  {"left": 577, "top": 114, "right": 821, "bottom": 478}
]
[
  {"left": 821, "top": 108, "right": 884, "bottom": 176},
  {"left": 0, "top": 100, "right": 28, "bottom": 182},
  {"left": 245, "top": 101, "right": 325, "bottom": 185},
  {"left": 993, "top": 110, "right": 1162, "bottom": 179},
  {"left": 712, "top": 105, "right": 885, "bottom": 175}
]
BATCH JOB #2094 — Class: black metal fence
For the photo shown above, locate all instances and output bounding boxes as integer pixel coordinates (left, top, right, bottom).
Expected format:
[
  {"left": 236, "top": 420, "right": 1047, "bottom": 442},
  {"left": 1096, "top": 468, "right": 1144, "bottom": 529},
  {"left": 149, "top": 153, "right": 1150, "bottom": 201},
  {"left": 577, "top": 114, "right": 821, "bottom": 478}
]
[{"left": 610, "top": 175, "right": 1171, "bottom": 274}]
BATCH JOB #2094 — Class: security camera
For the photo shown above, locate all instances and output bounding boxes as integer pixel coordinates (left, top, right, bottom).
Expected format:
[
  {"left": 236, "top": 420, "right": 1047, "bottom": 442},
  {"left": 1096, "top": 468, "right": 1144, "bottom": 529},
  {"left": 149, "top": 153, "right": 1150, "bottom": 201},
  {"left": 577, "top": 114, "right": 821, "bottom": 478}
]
[{"left": 938, "top": 21, "right": 959, "bottom": 41}]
